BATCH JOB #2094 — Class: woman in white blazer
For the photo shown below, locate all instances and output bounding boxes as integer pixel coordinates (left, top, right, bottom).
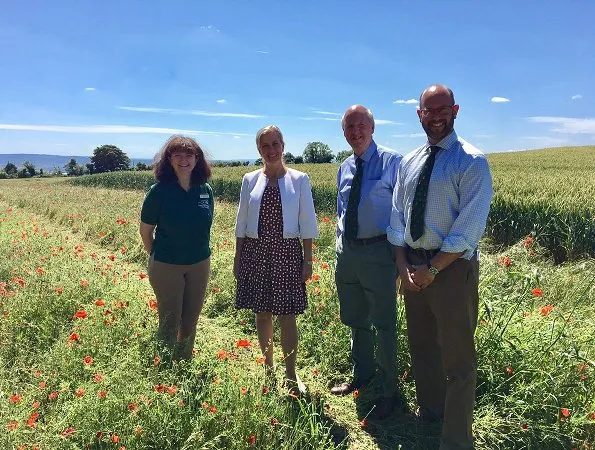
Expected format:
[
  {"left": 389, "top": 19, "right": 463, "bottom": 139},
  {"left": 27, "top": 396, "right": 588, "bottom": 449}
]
[{"left": 234, "top": 125, "right": 319, "bottom": 394}]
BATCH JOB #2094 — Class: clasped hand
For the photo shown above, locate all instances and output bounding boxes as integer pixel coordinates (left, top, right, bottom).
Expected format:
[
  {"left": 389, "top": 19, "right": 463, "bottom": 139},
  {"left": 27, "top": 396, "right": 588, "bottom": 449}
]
[{"left": 400, "top": 264, "right": 435, "bottom": 292}]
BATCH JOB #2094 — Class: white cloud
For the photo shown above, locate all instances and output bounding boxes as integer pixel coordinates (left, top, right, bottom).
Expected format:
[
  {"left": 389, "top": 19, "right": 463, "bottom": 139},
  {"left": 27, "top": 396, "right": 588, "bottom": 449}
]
[
  {"left": 84, "top": 87, "right": 96, "bottom": 92},
  {"left": 571, "top": 94, "right": 582, "bottom": 100},
  {"left": 118, "top": 106, "right": 263, "bottom": 119},
  {"left": 375, "top": 119, "right": 401, "bottom": 125},
  {"left": 392, "top": 133, "right": 426, "bottom": 138},
  {"left": 216, "top": 99, "right": 227, "bottom": 104},
  {"left": 299, "top": 117, "right": 340, "bottom": 122},
  {"left": 200, "top": 25, "right": 220, "bottom": 33},
  {"left": 313, "top": 110, "right": 341, "bottom": 116},
  {"left": 256, "top": 50, "right": 269, "bottom": 54},
  {"left": 0, "top": 123, "right": 251, "bottom": 136},
  {"left": 526, "top": 116, "right": 595, "bottom": 134},
  {"left": 491, "top": 97, "right": 510, "bottom": 103},
  {"left": 233, "top": 135, "right": 241, "bottom": 139},
  {"left": 393, "top": 99, "right": 419, "bottom": 105}
]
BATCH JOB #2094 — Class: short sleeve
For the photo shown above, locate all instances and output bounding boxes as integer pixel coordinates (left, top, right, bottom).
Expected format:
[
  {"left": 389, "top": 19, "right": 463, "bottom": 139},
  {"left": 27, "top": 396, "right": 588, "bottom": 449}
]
[{"left": 140, "top": 183, "right": 160, "bottom": 225}]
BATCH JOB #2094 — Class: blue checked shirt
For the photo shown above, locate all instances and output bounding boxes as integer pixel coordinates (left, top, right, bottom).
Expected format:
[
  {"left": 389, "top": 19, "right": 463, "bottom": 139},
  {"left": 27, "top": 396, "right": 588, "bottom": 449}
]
[
  {"left": 387, "top": 131, "right": 493, "bottom": 259},
  {"left": 337, "top": 140, "right": 401, "bottom": 239}
]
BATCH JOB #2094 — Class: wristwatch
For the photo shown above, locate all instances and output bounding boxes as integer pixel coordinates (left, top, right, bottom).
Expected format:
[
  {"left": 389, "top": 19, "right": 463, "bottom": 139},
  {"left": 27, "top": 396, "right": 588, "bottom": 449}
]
[{"left": 427, "top": 264, "right": 440, "bottom": 276}]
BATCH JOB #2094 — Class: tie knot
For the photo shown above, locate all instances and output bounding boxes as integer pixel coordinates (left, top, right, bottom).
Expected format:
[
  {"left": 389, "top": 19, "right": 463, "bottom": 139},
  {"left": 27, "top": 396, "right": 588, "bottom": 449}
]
[{"left": 429, "top": 145, "right": 440, "bottom": 155}]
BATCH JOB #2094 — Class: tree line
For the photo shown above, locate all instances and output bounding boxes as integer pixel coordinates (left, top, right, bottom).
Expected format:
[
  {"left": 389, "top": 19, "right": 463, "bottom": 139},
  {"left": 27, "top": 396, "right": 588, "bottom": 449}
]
[{"left": 0, "top": 141, "right": 353, "bottom": 179}]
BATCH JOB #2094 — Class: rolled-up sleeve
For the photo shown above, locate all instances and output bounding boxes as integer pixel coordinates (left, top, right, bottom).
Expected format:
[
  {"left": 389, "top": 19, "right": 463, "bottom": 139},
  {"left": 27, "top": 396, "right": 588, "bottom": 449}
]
[
  {"left": 441, "top": 156, "right": 493, "bottom": 257},
  {"left": 387, "top": 162, "right": 406, "bottom": 247},
  {"left": 234, "top": 175, "right": 250, "bottom": 238},
  {"left": 298, "top": 174, "right": 319, "bottom": 239}
]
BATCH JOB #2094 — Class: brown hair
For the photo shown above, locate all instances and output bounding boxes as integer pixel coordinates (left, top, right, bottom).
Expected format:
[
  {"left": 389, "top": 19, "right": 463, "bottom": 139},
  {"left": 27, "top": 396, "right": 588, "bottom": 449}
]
[{"left": 153, "top": 135, "right": 211, "bottom": 184}]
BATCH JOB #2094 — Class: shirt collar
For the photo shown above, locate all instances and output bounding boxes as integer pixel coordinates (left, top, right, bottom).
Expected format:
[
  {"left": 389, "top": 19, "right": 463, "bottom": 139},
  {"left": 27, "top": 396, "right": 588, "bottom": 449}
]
[
  {"left": 357, "top": 140, "right": 377, "bottom": 163},
  {"left": 425, "top": 130, "right": 458, "bottom": 152}
]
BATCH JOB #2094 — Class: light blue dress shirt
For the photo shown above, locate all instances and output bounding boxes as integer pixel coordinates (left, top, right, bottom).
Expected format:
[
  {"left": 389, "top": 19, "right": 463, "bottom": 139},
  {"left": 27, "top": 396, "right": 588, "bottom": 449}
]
[
  {"left": 387, "top": 131, "right": 493, "bottom": 259},
  {"left": 337, "top": 140, "right": 402, "bottom": 239}
]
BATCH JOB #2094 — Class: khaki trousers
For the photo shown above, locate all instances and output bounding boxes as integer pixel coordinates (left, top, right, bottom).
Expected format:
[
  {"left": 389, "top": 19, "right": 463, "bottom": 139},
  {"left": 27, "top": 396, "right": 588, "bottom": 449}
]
[
  {"left": 148, "top": 255, "right": 210, "bottom": 359},
  {"left": 404, "top": 249, "right": 479, "bottom": 450}
]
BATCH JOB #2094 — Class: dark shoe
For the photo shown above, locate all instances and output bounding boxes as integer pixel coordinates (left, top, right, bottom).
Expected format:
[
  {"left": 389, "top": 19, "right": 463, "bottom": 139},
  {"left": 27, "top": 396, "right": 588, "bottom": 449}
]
[
  {"left": 330, "top": 378, "right": 370, "bottom": 396},
  {"left": 372, "top": 394, "right": 406, "bottom": 420},
  {"left": 417, "top": 408, "right": 443, "bottom": 423}
]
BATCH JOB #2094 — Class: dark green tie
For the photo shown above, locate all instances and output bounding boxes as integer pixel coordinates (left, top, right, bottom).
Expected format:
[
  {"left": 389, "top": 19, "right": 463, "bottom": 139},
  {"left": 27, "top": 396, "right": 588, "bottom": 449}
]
[
  {"left": 410, "top": 146, "right": 440, "bottom": 242},
  {"left": 345, "top": 157, "right": 363, "bottom": 241}
]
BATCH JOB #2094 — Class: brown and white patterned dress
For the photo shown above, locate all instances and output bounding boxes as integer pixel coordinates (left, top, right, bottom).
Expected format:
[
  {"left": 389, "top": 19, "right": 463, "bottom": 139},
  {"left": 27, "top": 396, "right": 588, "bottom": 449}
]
[{"left": 235, "top": 184, "right": 307, "bottom": 315}]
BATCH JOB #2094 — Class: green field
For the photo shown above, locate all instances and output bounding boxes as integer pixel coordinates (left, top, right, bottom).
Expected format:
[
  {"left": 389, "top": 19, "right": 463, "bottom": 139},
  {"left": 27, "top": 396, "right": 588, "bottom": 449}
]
[{"left": 1, "top": 146, "right": 594, "bottom": 449}]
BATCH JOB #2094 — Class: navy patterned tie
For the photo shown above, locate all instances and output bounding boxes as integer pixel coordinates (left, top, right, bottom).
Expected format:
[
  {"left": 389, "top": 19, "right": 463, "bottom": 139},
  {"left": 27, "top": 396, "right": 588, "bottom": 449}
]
[
  {"left": 344, "top": 157, "right": 363, "bottom": 241},
  {"left": 410, "top": 146, "right": 440, "bottom": 242}
]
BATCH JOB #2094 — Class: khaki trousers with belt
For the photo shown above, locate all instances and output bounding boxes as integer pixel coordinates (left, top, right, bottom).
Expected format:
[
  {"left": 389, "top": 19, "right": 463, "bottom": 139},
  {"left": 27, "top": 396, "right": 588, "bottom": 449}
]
[
  {"left": 404, "top": 248, "right": 479, "bottom": 450},
  {"left": 335, "top": 236, "right": 399, "bottom": 396}
]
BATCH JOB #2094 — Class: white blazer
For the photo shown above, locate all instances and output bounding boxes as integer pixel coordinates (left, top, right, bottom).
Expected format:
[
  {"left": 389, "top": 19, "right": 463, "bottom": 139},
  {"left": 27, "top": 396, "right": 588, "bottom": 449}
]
[{"left": 234, "top": 167, "right": 319, "bottom": 239}]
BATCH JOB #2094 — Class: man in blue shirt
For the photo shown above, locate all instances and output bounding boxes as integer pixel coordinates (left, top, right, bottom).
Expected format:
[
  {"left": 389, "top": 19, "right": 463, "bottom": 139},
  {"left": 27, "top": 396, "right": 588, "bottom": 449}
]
[
  {"left": 331, "top": 104, "right": 402, "bottom": 420},
  {"left": 387, "top": 85, "right": 492, "bottom": 449}
]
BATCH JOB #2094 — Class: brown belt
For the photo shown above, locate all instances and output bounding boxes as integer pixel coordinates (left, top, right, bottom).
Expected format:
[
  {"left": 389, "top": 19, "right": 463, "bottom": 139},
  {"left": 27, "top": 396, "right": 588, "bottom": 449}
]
[
  {"left": 406, "top": 246, "right": 440, "bottom": 260},
  {"left": 350, "top": 234, "right": 387, "bottom": 246}
]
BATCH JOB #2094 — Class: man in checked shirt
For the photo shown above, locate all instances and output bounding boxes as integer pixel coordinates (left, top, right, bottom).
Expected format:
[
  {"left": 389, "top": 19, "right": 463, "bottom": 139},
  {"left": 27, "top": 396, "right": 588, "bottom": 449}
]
[{"left": 387, "top": 85, "right": 493, "bottom": 449}]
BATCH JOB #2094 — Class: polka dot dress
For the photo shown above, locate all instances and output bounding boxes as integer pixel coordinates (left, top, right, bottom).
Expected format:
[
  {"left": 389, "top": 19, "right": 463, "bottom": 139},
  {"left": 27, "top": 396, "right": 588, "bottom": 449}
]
[{"left": 236, "top": 184, "right": 307, "bottom": 315}]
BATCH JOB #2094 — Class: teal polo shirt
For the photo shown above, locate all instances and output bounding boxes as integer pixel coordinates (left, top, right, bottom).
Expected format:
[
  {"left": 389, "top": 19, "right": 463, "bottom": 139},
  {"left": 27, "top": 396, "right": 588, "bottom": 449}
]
[{"left": 141, "top": 181, "right": 214, "bottom": 265}]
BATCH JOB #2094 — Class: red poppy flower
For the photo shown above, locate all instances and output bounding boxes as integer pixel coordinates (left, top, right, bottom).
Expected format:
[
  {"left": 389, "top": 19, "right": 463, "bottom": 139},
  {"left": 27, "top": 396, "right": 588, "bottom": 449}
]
[
  {"left": 167, "top": 385, "right": 178, "bottom": 395},
  {"left": 61, "top": 426, "right": 75, "bottom": 437},
  {"left": 271, "top": 418, "right": 279, "bottom": 426},
  {"left": 35, "top": 267, "right": 45, "bottom": 275},
  {"left": 128, "top": 402, "right": 137, "bottom": 411},
  {"left": 80, "top": 279, "right": 89, "bottom": 287},
  {"left": 561, "top": 408, "right": 570, "bottom": 418},
  {"left": 323, "top": 217, "right": 330, "bottom": 223},
  {"left": 73, "top": 309, "right": 88, "bottom": 319},
  {"left": 111, "top": 434, "right": 120, "bottom": 443},
  {"left": 506, "top": 366, "right": 514, "bottom": 375},
  {"left": 148, "top": 298, "right": 158, "bottom": 310},
  {"left": 56, "top": 287, "right": 63, "bottom": 294},
  {"left": 248, "top": 435, "right": 256, "bottom": 446},
  {"left": 541, "top": 305, "right": 553, "bottom": 316},
  {"left": 139, "top": 273, "right": 147, "bottom": 279},
  {"left": 39, "top": 381, "right": 46, "bottom": 389},
  {"left": 94, "top": 299, "right": 106, "bottom": 307},
  {"left": 209, "top": 406, "right": 216, "bottom": 413},
  {"left": 7, "top": 420, "right": 19, "bottom": 431},
  {"left": 236, "top": 339, "right": 251, "bottom": 348},
  {"left": 500, "top": 256, "right": 512, "bottom": 267},
  {"left": 97, "top": 391, "right": 108, "bottom": 399},
  {"left": 217, "top": 349, "right": 229, "bottom": 360},
  {"left": 93, "top": 373, "right": 104, "bottom": 383},
  {"left": 12, "top": 277, "right": 25, "bottom": 288},
  {"left": 153, "top": 356, "right": 160, "bottom": 366},
  {"left": 75, "top": 388, "right": 85, "bottom": 397},
  {"left": 68, "top": 332, "right": 80, "bottom": 341},
  {"left": 353, "top": 390, "right": 360, "bottom": 399},
  {"left": 241, "top": 387, "right": 248, "bottom": 396},
  {"left": 48, "top": 391, "right": 58, "bottom": 400},
  {"left": 262, "top": 386, "right": 269, "bottom": 394},
  {"left": 9, "top": 394, "right": 21, "bottom": 404},
  {"left": 83, "top": 356, "right": 94, "bottom": 365},
  {"left": 532, "top": 288, "right": 543, "bottom": 297},
  {"left": 26, "top": 412, "right": 40, "bottom": 428},
  {"left": 360, "top": 418, "right": 368, "bottom": 429},
  {"left": 109, "top": 254, "right": 116, "bottom": 261}
]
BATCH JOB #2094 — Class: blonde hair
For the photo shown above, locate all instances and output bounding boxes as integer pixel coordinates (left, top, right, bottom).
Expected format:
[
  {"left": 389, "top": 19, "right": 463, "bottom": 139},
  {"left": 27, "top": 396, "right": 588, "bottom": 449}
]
[{"left": 255, "top": 125, "right": 285, "bottom": 148}]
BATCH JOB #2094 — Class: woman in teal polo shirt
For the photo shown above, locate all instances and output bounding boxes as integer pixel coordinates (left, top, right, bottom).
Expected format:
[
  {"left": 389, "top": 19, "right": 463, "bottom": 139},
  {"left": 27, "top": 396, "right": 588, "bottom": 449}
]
[{"left": 139, "top": 135, "right": 213, "bottom": 361}]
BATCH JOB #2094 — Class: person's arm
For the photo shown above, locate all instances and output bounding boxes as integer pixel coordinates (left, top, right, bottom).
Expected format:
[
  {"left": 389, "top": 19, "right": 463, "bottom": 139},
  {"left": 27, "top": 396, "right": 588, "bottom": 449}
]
[
  {"left": 233, "top": 175, "right": 250, "bottom": 279},
  {"left": 234, "top": 237, "right": 244, "bottom": 279},
  {"left": 139, "top": 222, "right": 156, "bottom": 254},
  {"left": 395, "top": 245, "right": 421, "bottom": 292},
  {"left": 301, "top": 238, "right": 313, "bottom": 282}
]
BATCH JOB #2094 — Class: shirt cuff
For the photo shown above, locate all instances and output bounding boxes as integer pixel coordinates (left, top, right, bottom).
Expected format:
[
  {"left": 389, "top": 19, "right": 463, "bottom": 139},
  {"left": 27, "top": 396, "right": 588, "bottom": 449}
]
[{"left": 386, "top": 225, "right": 405, "bottom": 247}]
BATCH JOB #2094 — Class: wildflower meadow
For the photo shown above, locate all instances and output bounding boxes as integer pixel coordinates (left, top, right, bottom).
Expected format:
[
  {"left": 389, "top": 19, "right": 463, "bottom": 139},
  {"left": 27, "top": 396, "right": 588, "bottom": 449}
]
[{"left": 1, "top": 146, "right": 594, "bottom": 449}]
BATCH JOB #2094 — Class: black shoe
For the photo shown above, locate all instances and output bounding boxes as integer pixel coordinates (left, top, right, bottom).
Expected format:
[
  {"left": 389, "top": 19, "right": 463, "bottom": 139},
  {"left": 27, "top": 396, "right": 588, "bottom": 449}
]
[
  {"left": 372, "top": 394, "right": 405, "bottom": 420},
  {"left": 330, "top": 378, "right": 370, "bottom": 396}
]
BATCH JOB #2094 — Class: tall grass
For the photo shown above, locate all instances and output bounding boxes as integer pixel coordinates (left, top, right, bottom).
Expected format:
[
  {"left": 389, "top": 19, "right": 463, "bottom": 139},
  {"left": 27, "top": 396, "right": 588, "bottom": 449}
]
[
  {"left": 1, "top": 178, "right": 594, "bottom": 448},
  {"left": 63, "top": 145, "right": 595, "bottom": 261}
]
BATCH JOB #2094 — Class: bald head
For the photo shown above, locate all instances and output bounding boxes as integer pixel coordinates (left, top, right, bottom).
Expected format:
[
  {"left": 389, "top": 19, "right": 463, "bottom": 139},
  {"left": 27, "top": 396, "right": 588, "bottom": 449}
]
[
  {"left": 419, "top": 85, "right": 455, "bottom": 108},
  {"left": 342, "top": 104, "right": 375, "bottom": 156}
]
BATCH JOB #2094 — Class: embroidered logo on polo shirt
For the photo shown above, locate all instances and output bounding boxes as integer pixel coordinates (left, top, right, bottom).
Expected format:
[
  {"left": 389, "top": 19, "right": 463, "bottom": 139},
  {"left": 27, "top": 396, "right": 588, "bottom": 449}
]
[{"left": 197, "top": 200, "right": 210, "bottom": 209}]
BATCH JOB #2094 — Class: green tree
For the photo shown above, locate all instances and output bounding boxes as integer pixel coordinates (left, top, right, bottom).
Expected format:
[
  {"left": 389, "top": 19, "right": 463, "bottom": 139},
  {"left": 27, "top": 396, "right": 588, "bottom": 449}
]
[
  {"left": 254, "top": 158, "right": 262, "bottom": 166},
  {"left": 294, "top": 156, "right": 303, "bottom": 164},
  {"left": 303, "top": 142, "right": 334, "bottom": 164},
  {"left": 335, "top": 150, "right": 352, "bottom": 163},
  {"left": 90, "top": 145, "right": 130, "bottom": 173},
  {"left": 17, "top": 168, "right": 29, "bottom": 178},
  {"left": 64, "top": 158, "right": 84, "bottom": 176},
  {"left": 284, "top": 152, "right": 296, "bottom": 164},
  {"left": 136, "top": 162, "right": 148, "bottom": 171},
  {"left": 4, "top": 162, "right": 17, "bottom": 176},
  {"left": 23, "top": 161, "right": 36, "bottom": 177}
]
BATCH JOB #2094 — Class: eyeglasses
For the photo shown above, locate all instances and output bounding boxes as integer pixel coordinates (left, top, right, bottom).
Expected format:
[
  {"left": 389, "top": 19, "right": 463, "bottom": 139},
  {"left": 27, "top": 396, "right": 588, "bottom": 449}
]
[
  {"left": 419, "top": 105, "right": 455, "bottom": 117},
  {"left": 171, "top": 151, "right": 196, "bottom": 159}
]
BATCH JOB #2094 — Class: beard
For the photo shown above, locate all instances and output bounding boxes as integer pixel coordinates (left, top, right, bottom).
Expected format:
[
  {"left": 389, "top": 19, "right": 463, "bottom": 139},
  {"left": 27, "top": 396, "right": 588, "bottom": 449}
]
[{"left": 422, "top": 115, "right": 455, "bottom": 143}]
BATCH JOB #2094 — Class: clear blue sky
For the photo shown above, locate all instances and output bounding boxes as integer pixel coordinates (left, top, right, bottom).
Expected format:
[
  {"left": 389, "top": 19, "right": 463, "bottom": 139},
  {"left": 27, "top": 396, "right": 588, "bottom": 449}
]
[{"left": 1, "top": 0, "right": 593, "bottom": 160}]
